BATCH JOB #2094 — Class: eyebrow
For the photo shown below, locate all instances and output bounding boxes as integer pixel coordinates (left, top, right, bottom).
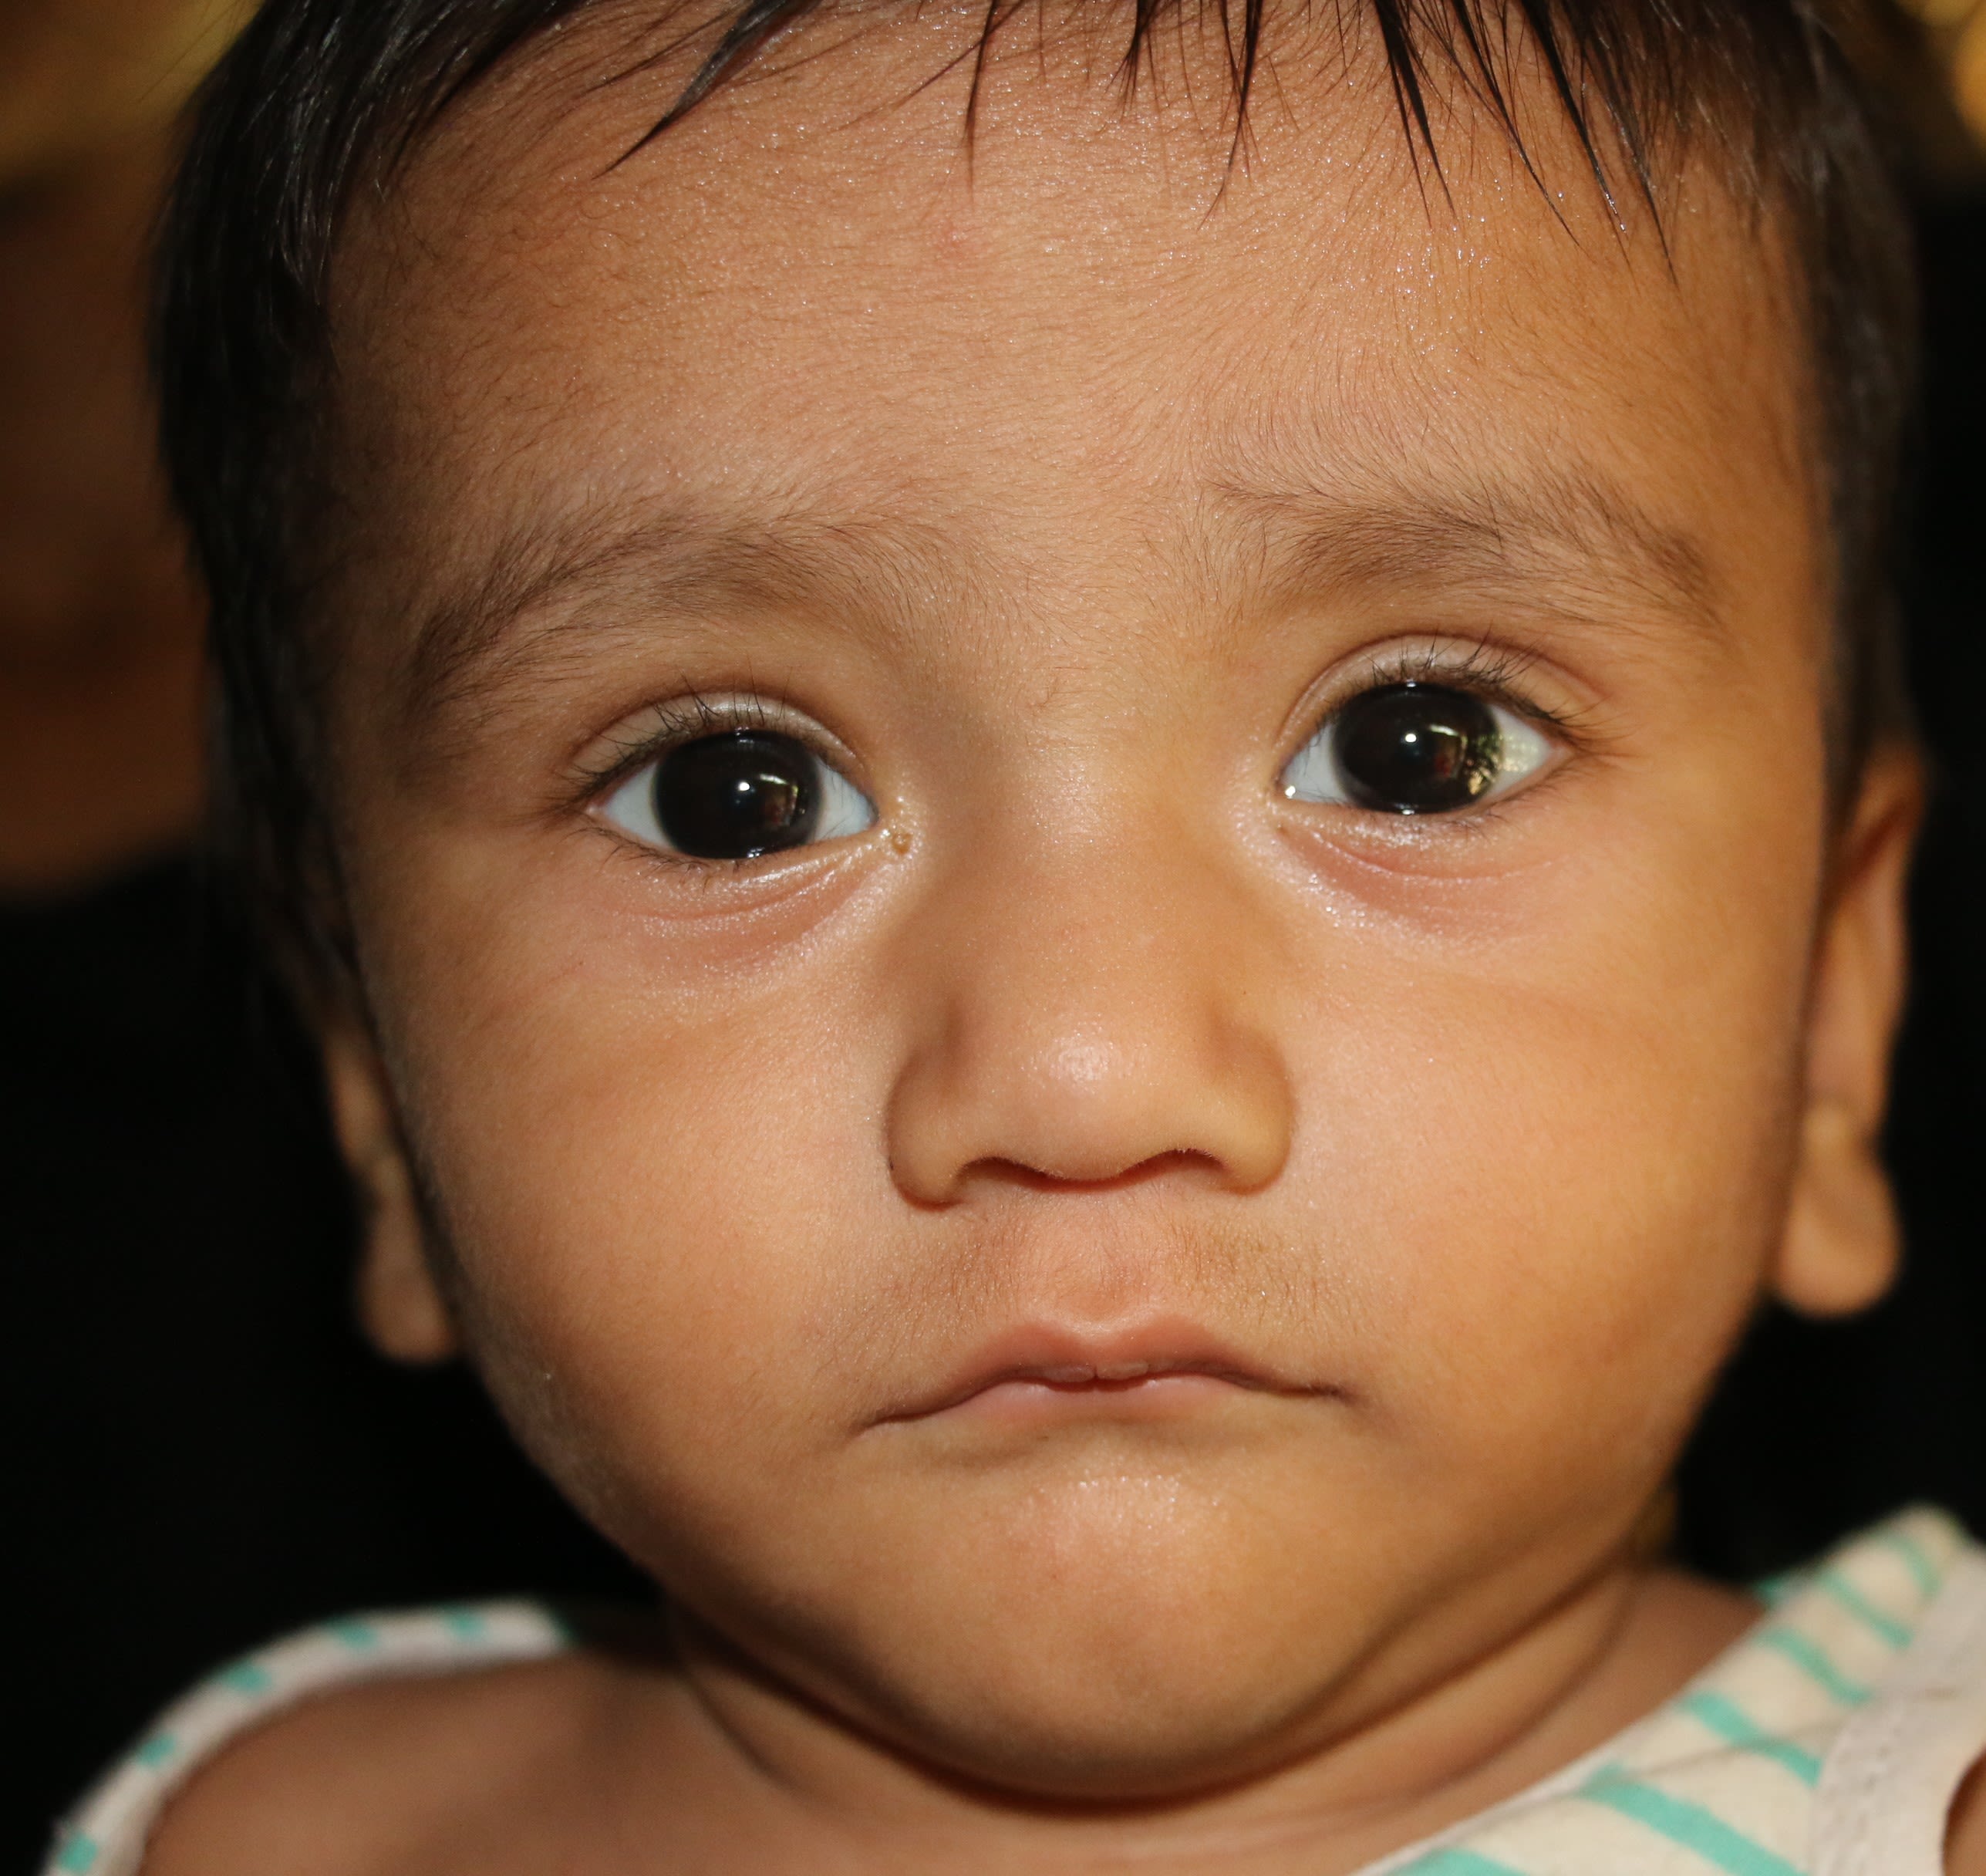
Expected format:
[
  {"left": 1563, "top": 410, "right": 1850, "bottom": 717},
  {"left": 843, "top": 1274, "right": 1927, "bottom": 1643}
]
[
  {"left": 1211, "top": 460, "right": 1721, "bottom": 629},
  {"left": 401, "top": 459, "right": 1721, "bottom": 732},
  {"left": 401, "top": 499, "right": 960, "bottom": 730}
]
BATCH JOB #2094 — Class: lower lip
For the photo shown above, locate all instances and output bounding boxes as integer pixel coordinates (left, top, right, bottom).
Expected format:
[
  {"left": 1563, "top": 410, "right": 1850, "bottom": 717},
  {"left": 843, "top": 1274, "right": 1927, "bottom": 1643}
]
[{"left": 937, "top": 1372, "right": 1253, "bottom": 1426}]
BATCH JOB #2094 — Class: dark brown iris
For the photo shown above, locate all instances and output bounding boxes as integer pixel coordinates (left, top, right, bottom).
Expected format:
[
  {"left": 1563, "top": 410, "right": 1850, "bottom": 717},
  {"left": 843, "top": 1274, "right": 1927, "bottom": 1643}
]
[
  {"left": 1333, "top": 683, "right": 1501, "bottom": 814},
  {"left": 655, "top": 731, "right": 821, "bottom": 858}
]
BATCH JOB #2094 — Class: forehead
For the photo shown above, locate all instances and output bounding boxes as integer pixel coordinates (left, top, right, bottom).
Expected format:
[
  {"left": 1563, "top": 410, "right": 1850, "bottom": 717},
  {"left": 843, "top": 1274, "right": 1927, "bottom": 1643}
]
[{"left": 330, "top": 4, "right": 1812, "bottom": 661}]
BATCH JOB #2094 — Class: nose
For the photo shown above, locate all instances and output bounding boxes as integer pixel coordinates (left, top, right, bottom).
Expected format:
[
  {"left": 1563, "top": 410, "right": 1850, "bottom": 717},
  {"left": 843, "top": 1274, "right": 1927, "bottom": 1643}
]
[{"left": 885, "top": 816, "right": 1293, "bottom": 1204}]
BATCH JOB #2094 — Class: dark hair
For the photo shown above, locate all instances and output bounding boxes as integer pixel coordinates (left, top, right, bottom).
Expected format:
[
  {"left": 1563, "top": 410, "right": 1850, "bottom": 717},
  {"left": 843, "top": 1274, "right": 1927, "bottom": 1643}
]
[{"left": 156, "top": 0, "right": 1927, "bottom": 984}]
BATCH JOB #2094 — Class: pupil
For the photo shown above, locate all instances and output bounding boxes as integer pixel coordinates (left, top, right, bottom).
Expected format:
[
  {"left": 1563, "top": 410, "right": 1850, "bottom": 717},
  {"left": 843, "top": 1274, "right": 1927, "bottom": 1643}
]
[
  {"left": 654, "top": 730, "right": 821, "bottom": 859},
  {"left": 1334, "top": 683, "right": 1501, "bottom": 814}
]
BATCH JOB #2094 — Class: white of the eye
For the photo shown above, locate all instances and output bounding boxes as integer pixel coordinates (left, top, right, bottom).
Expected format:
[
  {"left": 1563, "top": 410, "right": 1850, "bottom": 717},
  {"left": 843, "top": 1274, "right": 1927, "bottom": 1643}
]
[
  {"left": 814, "top": 763, "right": 877, "bottom": 840},
  {"left": 1280, "top": 695, "right": 1556, "bottom": 808},
  {"left": 597, "top": 744, "right": 876, "bottom": 852}
]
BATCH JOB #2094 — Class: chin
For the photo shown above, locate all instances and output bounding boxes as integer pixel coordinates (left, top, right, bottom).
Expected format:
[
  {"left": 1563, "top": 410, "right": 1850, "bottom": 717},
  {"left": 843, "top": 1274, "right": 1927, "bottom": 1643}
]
[
  {"left": 871, "top": 1635, "right": 1337, "bottom": 1802},
  {"left": 804, "top": 1487, "right": 1366, "bottom": 1801}
]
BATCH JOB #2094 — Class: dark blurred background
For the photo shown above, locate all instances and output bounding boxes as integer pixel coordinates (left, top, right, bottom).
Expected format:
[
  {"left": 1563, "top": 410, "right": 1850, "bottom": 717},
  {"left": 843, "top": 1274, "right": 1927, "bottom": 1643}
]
[{"left": 2, "top": 2, "right": 1981, "bottom": 1870}]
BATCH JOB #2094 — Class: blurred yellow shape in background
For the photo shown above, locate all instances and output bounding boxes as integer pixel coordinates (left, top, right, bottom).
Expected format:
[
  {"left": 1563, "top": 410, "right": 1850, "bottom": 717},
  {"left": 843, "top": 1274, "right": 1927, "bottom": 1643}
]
[
  {"left": 0, "top": 0, "right": 255, "bottom": 890},
  {"left": 1899, "top": 0, "right": 1986, "bottom": 144},
  {"left": 0, "top": 0, "right": 257, "bottom": 189}
]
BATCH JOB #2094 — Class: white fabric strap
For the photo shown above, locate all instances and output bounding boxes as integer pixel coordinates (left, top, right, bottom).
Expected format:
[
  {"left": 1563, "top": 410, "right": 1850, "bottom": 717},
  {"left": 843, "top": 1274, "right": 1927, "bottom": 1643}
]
[
  {"left": 45, "top": 1602, "right": 569, "bottom": 1876},
  {"left": 1814, "top": 1550, "right": 1986, "bottom": 1876}
]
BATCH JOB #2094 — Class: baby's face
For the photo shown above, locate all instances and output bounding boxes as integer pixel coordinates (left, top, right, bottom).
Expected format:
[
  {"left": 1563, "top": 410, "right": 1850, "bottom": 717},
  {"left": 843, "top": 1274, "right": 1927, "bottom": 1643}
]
[{"left": 320, "top": 9, "right": 1912, "bottom": 1797}]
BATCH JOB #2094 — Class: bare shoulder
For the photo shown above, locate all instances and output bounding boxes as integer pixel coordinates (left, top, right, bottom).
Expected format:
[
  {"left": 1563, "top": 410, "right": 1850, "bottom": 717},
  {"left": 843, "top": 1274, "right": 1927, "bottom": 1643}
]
[
  {"left": 1948, "top": 1754, "right": 1986, "bottom": 1876},
  {"left": 142, "top": 1652, "right": 634, "bottom": 1876}
]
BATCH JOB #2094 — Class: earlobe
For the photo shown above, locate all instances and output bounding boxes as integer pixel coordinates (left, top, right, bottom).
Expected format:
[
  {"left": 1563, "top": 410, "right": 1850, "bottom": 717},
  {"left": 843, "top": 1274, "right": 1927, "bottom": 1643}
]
[
  {"left": 1774, "top": 1096, "right": 1901, "bottom": 1317},
  {"left": 1771, "top": 749, "right": 1921, "bottom": 1321},
  {"left": 321, "top": 1022, "right": 459, "bottom": 1363}
]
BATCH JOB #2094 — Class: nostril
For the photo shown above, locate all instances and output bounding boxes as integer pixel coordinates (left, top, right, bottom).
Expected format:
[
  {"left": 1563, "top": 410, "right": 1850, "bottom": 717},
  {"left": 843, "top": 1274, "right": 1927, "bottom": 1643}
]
[{"left": 952, "top": 1148, "right": 1227, "bottom": 1196}]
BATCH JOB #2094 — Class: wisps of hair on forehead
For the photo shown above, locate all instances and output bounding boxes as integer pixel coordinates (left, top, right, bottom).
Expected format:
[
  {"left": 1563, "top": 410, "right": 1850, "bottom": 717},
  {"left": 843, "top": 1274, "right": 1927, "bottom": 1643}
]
[{"left": 395, "top": 0, "right": 1787, "bottom": 221}]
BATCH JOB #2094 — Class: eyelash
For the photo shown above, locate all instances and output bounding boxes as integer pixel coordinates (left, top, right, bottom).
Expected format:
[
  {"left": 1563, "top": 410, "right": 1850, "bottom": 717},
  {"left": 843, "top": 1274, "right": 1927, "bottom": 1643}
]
[
  {"left": 578, "top": 690, "right": 786, "bottom": 792},
  {"left": 1334, "top": 639, "right": 1578, "bottom": 744}
]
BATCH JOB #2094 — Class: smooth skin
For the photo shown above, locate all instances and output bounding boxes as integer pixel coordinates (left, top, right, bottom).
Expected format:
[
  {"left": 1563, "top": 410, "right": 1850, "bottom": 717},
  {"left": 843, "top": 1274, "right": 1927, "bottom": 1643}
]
[{"left": 150, "top": 6, "right": 1967, "bottom": 1871}]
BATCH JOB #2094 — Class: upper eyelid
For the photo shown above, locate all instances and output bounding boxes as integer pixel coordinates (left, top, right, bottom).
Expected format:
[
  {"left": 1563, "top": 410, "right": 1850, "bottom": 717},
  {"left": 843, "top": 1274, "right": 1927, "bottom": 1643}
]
[
  {"left": 1295, "top": 639, "right": 1589, "bottom": 751},
  {"left": 1362, "top": 643, "right": 1549, "bottom": 709},
  {"left": 575, "top": 691, "right": 853, "bottom": 793}
]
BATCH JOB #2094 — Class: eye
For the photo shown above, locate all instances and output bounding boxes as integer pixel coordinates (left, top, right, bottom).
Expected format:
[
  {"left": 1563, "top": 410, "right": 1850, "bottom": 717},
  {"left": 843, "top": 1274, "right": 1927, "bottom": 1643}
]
[
  {"left": 1280, "top": 681, "right": 1557, "bottom": 815},
  {"left": 598, "top": 729, "right": 875, "bottom": 859}
]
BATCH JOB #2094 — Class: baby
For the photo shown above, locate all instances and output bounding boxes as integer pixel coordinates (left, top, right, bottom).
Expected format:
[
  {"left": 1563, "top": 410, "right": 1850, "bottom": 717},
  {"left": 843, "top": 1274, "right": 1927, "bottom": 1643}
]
[{"left": 48, "top": 0, "right": 1986, "bottom": 1871}]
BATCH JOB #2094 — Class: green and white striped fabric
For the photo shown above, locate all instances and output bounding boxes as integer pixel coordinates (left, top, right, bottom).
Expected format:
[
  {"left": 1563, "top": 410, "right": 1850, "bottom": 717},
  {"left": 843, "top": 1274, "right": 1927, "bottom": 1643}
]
[
  {"left": 1366, "top": 1508, "right": 1986, "bottom": 1876},
  {"left": 43, "top": 1602, "right": 570, "bottom": 1876},
  {"left": 42, "top": 1509, "right": 1986, "bottom": 1876}
]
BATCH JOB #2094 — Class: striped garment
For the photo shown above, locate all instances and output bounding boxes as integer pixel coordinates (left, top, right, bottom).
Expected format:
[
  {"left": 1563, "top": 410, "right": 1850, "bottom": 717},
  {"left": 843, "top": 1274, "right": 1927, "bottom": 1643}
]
[{"left": 43, "top": 1507, "right": 1986, "bottom": 1876}]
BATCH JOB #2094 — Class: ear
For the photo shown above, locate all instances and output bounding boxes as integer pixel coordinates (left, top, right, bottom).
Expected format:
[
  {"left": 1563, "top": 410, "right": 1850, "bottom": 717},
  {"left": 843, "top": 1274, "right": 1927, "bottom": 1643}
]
[
  {"left": 321, "top": 1018, "right": 460, "bottom": 1362},
  {"left": 1772, "top": 747, "right": 1924, "bottom": 1319}
]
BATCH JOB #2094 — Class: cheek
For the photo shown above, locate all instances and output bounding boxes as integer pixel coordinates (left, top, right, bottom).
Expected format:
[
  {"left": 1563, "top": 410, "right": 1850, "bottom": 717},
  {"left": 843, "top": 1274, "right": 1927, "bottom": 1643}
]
[
  {"left": 369, "top": 857, "right": 912, "bottom": 1547},
  {"left": 1279, "top": 808, "right": 1817, "bottom": 1491}
]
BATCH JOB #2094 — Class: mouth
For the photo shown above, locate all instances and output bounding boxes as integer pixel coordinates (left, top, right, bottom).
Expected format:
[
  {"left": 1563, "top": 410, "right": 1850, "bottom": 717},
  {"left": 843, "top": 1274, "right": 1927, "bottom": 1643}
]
[{"left": 875, "top": 1322, "right": 1335, "bottom": 1427}]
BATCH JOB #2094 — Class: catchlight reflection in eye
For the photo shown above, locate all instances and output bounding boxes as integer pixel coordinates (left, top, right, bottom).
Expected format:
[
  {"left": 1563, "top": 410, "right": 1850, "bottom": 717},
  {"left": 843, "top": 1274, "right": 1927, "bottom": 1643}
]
[{"left": 1282, "top": 682, "right": 1556, "bottom": 815}]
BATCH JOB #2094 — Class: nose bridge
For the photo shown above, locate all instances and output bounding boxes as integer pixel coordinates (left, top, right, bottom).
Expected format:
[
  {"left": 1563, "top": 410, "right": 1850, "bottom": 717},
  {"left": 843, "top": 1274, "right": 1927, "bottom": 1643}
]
[
  {"left": 967, "top": 833, "right": 1190, "bottom": 1072},
  {"left": 885, "top": 790, "right": 1293, "bottom": 1202}
]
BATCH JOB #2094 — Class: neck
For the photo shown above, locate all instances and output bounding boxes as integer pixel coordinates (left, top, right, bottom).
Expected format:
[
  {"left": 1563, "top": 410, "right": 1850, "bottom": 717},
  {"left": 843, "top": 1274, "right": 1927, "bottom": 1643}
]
[{"left": 630, "top": 1557, "right": 1756, "bottom": 1876}]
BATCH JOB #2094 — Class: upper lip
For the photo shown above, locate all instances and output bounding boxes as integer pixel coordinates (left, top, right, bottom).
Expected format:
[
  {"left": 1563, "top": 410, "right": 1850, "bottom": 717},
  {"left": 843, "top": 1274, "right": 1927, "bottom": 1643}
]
[{"left": 875, "top": 1321, "right": 1330, "bottom": 1423}]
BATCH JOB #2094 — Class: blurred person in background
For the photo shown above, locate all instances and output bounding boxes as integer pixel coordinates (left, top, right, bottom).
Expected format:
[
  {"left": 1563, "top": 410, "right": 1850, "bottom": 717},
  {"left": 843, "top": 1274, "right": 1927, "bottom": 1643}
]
[
  {"left": 1, "top": 0, "right": 1980, "bottom": 1868},
  {"left": 0, "top": 5, "right": 636, "bottom": 1868}
]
